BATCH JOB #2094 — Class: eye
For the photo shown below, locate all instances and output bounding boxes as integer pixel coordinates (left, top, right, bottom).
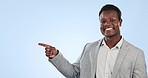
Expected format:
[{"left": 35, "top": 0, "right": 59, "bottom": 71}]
[
  {"left": 100, "top": 20, "right": 106, "bottom": 24},
  {"left": 110, "top": 19, "right": 116, "bottom": 23}
]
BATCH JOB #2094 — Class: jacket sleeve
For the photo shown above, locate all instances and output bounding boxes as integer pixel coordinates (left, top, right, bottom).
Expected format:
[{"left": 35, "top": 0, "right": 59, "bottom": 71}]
[
  {"left": 133, "top": 50, "right": 147, "bottom": 78},
  {"left": 48, "top": 43, "right": 89, "bottom": 78},
  {"left": 48, "top": 52, "right": 80, "bottom": 78}
]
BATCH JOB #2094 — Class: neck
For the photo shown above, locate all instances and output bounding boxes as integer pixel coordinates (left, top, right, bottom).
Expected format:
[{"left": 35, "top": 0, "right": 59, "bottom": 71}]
[{"left": 104, "top": 35, "right": 122, "bottom": 49}]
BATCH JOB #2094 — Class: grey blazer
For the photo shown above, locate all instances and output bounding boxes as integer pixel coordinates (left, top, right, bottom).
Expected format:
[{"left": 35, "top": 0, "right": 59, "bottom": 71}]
[{"left": 49, "top": 39, "right": 147, "bottom": 78}]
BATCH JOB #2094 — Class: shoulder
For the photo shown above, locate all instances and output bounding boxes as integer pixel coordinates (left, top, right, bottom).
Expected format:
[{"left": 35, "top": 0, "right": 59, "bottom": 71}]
[
  {"left": 85, "top": 39, "right": 103, "bottom": 49},
  {"left": 123, "top": 39, "right": 144, "bottom": 54}
]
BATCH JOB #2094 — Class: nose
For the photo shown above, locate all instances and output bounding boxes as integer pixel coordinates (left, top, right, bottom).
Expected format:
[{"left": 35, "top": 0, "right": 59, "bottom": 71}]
[
  {"left": 104, "top": 21, "right": 112, "bottom": 26},
  {"left": 102, "top": 22, "right": 112, "bottom": 28}
]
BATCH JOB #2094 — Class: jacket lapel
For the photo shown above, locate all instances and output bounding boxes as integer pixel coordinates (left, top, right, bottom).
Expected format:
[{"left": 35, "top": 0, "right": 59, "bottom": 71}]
[
  {"left": 92, "top": 39, "right": 103, "bottom": 77},
  {"left": 111, "top": 39, "right": 129, "bottom": 78}
]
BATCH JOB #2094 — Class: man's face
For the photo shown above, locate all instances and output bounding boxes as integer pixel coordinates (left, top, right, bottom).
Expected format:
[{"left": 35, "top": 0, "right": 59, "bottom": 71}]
[{"left": 99, "top": 10, "right": 122, "bottom": 38}]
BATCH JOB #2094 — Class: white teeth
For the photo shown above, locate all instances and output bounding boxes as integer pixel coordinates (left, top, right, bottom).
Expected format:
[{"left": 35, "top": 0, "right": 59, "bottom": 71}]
[{"left": 106, "top": 28, "right": 113, "bottom": 30}]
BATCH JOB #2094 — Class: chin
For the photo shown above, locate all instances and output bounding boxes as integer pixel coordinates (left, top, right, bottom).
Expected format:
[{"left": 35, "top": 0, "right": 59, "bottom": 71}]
[
  {"left": 105, "top": 32, "right": 120, "bottom": 38},
  {"left": 104, "top": 34, "right": 116, "bottom": 38},
  {"left": 105, "top": 34, "right": 114, "bottom": 37}
]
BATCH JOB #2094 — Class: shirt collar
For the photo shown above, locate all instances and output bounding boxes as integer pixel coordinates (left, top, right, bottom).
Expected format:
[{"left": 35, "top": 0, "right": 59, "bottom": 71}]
[{"left": 101, "top": 37, "right": 123, "bottom": 49}]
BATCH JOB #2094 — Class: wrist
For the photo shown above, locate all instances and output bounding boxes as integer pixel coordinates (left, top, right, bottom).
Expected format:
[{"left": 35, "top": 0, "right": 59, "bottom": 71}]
[{"left": 49, "top": 50, "right": 59, "bottom": 59}]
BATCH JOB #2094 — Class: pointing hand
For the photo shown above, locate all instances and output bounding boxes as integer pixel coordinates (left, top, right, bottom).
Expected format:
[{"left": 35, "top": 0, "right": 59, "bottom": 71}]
[{"left": 38, "top": 43, "right": 59, "bottom": 59}]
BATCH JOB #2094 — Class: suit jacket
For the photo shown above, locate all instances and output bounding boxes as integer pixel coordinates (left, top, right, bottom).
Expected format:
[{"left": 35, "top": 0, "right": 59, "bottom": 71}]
[{"left": 49, "top": 39, "right": 147, "bottom": 78}]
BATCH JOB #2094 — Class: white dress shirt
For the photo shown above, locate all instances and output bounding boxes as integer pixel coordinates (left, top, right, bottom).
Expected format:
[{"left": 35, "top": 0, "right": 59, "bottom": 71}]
[{"left": 96, "top": 37, "right": 123, "bottom": 78}]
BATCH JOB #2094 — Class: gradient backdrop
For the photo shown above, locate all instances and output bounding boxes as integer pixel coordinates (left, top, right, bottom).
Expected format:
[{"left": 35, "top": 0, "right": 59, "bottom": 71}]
[{"left": 0, "top": 0, "right": 147, "bottom": 78}]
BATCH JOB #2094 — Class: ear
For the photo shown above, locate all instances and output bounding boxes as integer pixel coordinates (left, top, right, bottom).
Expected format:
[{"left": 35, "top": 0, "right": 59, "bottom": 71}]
[{"left": 118, "top": 19, "right": 122, "bottom": 27}]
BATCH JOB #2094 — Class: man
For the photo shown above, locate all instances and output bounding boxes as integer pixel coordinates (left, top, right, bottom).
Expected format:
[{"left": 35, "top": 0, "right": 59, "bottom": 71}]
[{"left": 38, "top": 4, "right": 147, "bottom": 78}]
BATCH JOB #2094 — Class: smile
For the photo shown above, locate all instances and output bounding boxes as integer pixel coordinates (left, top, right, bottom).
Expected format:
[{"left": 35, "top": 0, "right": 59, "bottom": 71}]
[{"left": 105, "top": 28, "right": 113, "bottom": 30}]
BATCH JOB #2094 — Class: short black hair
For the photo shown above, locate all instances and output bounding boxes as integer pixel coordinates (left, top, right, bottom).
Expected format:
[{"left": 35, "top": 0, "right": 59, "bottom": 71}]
[{"left": 99, "top": 4, "right": 122, "bottom": 20}]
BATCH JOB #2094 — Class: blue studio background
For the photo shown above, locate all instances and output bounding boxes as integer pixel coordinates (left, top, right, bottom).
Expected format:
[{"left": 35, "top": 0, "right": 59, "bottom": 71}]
[{"left": 0, "top": 0, "right": 147, "bottom": 78}]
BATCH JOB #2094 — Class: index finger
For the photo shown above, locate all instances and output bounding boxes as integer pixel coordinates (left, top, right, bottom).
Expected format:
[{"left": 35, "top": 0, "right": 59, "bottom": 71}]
[{"left": 38, "top": 43, "right": 51, "bottom": 48}]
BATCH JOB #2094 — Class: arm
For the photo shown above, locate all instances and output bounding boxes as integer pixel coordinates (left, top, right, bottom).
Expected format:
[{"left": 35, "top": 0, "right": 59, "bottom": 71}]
[
  {"left": 133, "top": 51, "right": 147, "bottom": 78},
  {"left": 38, "top": 43, "right": 80, "bottom": 78},
  {"left": 49, "top": 52, "right": 80, "bottom": 78}
]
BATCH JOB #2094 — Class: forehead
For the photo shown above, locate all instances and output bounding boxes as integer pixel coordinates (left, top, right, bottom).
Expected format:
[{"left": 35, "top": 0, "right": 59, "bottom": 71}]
[{"left": 100, "top": 10, "right": 118, "bottom": 19}]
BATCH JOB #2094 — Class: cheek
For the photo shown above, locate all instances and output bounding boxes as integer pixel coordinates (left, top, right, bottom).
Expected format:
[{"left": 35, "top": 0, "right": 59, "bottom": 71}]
[
  {"left": 100, "top": 24, "right": 104, "bottom": 29},
  {"left": 114, "top": 22, "right": 119, "bottom": 27},
  {"left": 100, "top": 26, "right": 103, "bottom": 30},
  {"left": 100, "top": 26, "right": 105, "bottom": 33}
]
